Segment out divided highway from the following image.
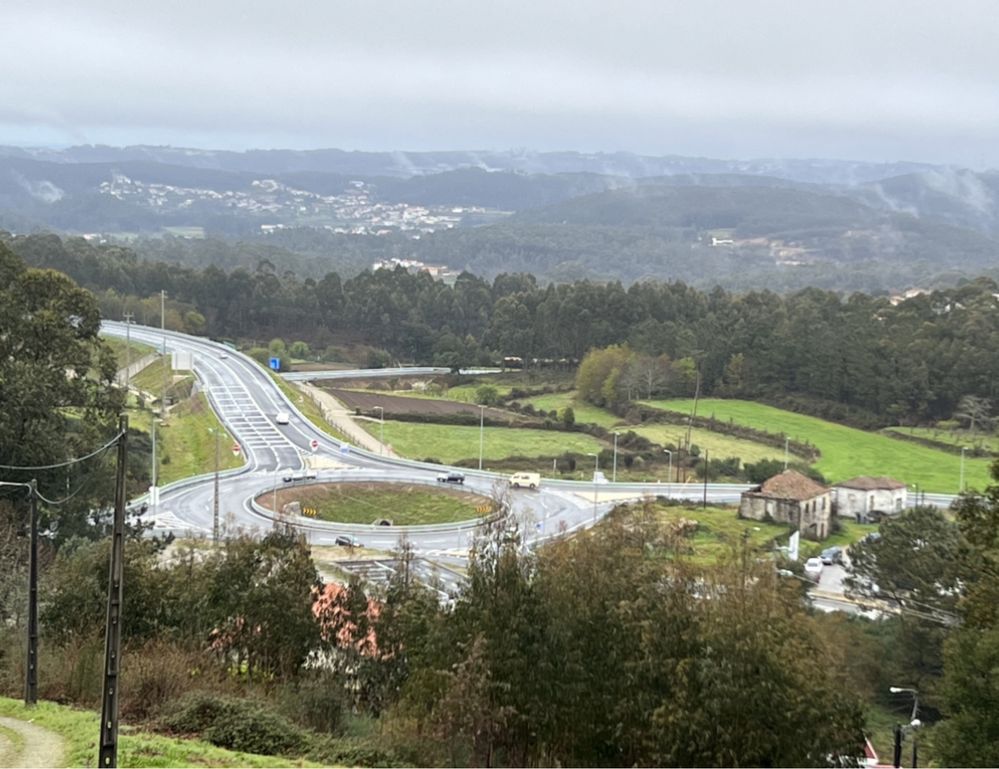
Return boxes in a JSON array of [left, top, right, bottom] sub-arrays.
[[100, 322, 956, 555]]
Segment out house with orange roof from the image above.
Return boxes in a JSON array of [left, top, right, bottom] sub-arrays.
[[738, 469, 832, 540]]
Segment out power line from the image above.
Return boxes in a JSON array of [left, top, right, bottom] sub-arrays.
[[0, 430, 125, 471]]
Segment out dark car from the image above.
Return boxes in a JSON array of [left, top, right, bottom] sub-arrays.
[[437, 471, 466, 484], [820, 546, 844, 565], [334, 535, 362, 548]]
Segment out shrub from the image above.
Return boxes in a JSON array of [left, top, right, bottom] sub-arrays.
[[280, 674, 347, 735], [314, 736, 404, 767], [162, 692, 309, 756]]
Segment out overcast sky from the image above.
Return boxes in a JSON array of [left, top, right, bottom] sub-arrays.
[[2, 0, 997, 167]]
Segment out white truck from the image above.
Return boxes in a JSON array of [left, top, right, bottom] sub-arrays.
[[510, 472, 540, 490]]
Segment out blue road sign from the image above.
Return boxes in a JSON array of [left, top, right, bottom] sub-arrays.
[[269, 357, 281, 371]]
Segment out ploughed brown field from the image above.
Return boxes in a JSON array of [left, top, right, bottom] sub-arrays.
[[327, 388, 516, 421]]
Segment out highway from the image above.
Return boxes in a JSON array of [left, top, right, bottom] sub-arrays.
[[100, 322, 957, 561]]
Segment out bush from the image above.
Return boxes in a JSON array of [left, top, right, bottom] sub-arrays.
[[120, 641, 220, 722], [162, 692, 309, 756], [314, 736, 404, 767], [280, 674, 347, 735]]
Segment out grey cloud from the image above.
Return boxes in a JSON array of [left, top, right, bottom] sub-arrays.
[[1, 0, 998, 167]]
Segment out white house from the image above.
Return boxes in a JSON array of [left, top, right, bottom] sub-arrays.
[[832, 476, 907, 522]]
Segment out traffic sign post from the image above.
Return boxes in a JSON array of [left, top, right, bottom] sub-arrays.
[[310, 438, 319, 452], [231, 442, 241, 457]]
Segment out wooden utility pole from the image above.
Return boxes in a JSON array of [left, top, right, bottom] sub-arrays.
[[99, 416, 128, 768], [25, 479, 38, 706]]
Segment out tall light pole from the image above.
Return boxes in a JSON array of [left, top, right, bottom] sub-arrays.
[[784, 436, 789, 470], [587, 452, 599, 522], [612, 432, 619, 483], [209, 427, 220, 544], [374, 406, 384, 454], [122, 312, 134, 390], [478, 405, 485, 471], [889, 686, 920, 768], [959, 446, 967, 492], [663, 449, 673, 497]]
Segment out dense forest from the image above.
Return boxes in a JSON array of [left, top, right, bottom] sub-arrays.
[[5, 230, 998, 427]]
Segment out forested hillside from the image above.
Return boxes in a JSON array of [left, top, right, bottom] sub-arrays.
[[6, 230, 999, 428]]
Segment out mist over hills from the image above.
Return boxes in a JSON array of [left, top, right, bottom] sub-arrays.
[[1, 144, 998, 292]]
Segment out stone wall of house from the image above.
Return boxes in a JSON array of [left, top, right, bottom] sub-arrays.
[[833, 487, 907, 521], [739, 491, 832, 540]]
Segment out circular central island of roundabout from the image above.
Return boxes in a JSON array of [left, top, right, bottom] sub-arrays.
[[257, 480, 494, 527]]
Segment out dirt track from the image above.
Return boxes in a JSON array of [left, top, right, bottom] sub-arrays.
[[328, 388, 512, 420], [0, 716, 65, 768]]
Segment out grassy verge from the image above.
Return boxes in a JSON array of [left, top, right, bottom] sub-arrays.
[[360, 420, 604, 465], [641, 398, 990, 492], [0, 698, 320, 768], [131, 393, 243, 486], [521, 391, 623, 428], [269, 374, 351, 444], [130, 357, 193, 397], [271, 482, 490, 525], [104, 337, 156, 369]]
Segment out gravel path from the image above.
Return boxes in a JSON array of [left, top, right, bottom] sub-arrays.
[[0, 716, 65, 767]]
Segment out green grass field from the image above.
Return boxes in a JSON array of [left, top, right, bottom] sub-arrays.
[[521, 391, 624, 429], [630, 423, 795, 466], [130, 357, 192, 396], [885, 426, 999, 454], [642, 503, 789, 564], [0, 698, 320, 768], [285, 482, 490, 525], [361, 420, 604, 465], [641, 399, 990, 492]]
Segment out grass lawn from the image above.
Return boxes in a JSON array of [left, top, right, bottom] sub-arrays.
[[521, 391, 624, 429], [0, 697, 320, 768], [361, 420, 604, 465], [131, 393, 243, 486], [276, 482, 491, 525], [885, 425, 999, 454], [640, 503, 789, 564], [630, 423, 795, 466], [641, 398, 989, 493]]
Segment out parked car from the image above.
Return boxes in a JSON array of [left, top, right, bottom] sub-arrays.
[[334, 535, 362, 548], [437, 471, 466, 484], [804, 557, 824, 582], [820, 546, 844, 565]]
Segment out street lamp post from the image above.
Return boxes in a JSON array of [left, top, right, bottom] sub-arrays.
[[374, 406, 384, 454], [587, 452, 599, 523], [889, 686, 920, 768], [960, 446, 967, 492], [612, 432, 619, 483], [663, 449, 673, 497], [478, 405, 485, 471]]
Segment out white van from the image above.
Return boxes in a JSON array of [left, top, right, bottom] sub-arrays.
[[510, 472, 540, 490], [275, 411, 290, 425]]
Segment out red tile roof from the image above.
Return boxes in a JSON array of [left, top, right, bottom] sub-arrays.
[[754, 469, 828, 501], [835, 476, 906, 491]]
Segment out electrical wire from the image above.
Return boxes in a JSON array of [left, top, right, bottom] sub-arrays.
[[35, 477, 95, 507], [0, 430, 125, 471]]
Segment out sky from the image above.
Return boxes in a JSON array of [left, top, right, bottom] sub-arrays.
[[2, 0, 998, 168]]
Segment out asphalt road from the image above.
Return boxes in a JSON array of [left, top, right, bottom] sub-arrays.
[[101, 322, 957, 562]]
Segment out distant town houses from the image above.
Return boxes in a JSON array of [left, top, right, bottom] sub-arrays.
[[738, 469, 832, 540], [372, 257, 460, 284], [831, 476, 907, 523]]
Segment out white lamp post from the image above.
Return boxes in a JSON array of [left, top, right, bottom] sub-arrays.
[[960, 446, 967, 492], [374, 406, 384, 454], [664, 449, 673, 496], [612, 432, 619, 483], [586, 452, 599, 522], [478, 405, 485, 471]]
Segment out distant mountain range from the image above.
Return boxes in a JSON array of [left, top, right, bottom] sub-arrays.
[[1, 144, 998, 291]]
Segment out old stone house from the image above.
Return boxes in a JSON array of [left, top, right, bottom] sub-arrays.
[[832, 476, 907, 522], [738, 469, 832, 540]]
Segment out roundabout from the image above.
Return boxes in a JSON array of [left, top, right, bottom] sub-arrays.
[[257, 481, 495, 526]]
